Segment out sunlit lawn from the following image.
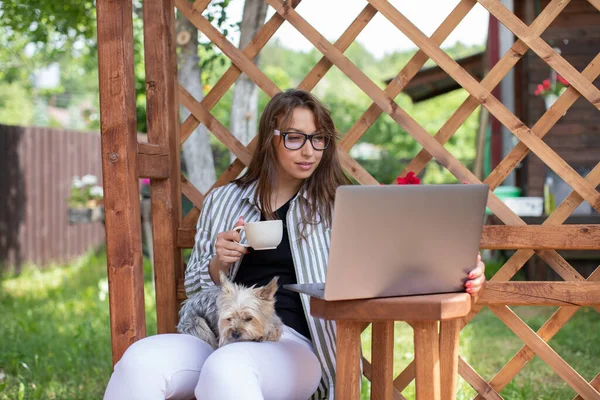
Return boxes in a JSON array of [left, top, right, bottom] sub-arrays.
[[1, 250, 598, 399]]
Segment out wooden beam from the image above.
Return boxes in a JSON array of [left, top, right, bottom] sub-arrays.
[[178, 227, 195, 248], [490, 305, 600, 398], [179, 225, 600, 251], [97, 0, 146, 365], [366, 0, 600, 213], [137, 143, 169, 179], [478, 0, 600, 110], [143, 0, 182, 335], [479, 282, 600, 306], [403, 0, 570, 178], [481, 225, 600, 250]]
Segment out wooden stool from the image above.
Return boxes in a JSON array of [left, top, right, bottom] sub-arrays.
[[310, 293, 472, 400]]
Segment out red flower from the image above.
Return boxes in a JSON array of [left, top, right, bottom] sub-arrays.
[[542, 79, 551, 90], [557, 75, 569, 86], [396, 171, 421, 185], [535, 84, 544, 96]]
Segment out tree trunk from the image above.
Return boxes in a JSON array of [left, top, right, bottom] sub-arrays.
[[229, 0, 268, 162], [177, 12, 216, 193]]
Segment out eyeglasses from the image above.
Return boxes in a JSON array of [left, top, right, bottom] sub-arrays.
[[274, 129, 330, 151]]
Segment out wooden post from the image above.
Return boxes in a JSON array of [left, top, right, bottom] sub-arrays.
[[336, 320, 363, 400], [440, 319, 461, 400], [97, 0, 146, 365], [413, 321, 441, 400], [371, 321, 395, 400], [143, 0, 183, 334]]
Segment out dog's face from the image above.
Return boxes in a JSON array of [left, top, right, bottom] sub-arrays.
[[217, 272, 279, 347]]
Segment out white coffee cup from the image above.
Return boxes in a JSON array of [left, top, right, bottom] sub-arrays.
[[233, 220, 283, 250]]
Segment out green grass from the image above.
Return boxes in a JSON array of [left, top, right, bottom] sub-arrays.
[[0, 248, 156, 400], [0, 252, 598, 399]]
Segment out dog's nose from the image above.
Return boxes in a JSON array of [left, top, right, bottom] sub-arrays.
[[231, 330, 241, 339]]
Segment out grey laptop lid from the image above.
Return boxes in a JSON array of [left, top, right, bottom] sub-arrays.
[[318, 184, 489, 301]]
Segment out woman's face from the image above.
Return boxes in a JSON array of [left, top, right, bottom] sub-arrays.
[[274, 107, 325, 185]]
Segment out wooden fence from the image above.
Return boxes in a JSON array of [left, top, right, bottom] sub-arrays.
[[96, 0, 600, 398], [0, 125, 105, 271]]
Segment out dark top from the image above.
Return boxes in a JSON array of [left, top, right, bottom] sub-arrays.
[[233, 197, 311, 340]]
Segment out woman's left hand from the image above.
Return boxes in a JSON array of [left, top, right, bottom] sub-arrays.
[[465, 252, 486, 295]]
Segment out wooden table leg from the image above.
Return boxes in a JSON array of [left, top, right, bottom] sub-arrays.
[[336, 320, 363, 400], [413, 321, 441, 400], [440, 319, 460, 400], [371, 321, 394, 400]]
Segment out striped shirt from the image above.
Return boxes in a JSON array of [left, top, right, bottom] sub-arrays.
[[185, 180, 337, 399]]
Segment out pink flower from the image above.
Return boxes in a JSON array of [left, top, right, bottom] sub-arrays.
[[542, 79, 551, 90], [396, 171, 421, 185], [140, 178, 150, 185]]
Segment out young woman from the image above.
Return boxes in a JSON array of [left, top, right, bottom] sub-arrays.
[[104, 89, 486, 400]]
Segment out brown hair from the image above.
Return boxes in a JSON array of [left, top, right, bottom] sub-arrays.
[[236, 88, 351, 229]]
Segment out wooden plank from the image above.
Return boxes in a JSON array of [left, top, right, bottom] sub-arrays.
[[143, 0, 182, 335], [480, 282, 600, 306], [458, 357, 503, 400], [175, 0, 280, 98], [479, 0, 600, 110], [178, 85, 253, 165], [180, 138, 258, 231], [339, 0, 476, 152], [486, 53, 600, 191], [490, 305, 600, 398], [298, 4, 378, 91], [191, 0, 211, 12], [367, 0, 600, 213], [489, 163, 600, 282], [97, 0, 146, 365], [440, 319, 460, 400], [178, 227, 195, 248], [339, 149, 379, 185], [371, 321, 395, 400], [575, 372, 600, 400], [480, 225, 600, 250], [363, 357, 407, 400], [336, 320, 363, 400], [180, 0, 303, 142], [181, 206, 200, 230], [393, 360, 415, 392], [181, 175, 205, 209], [402, 0, 569, 177], [264, 0, 524, 226], [310, 293, 471, 322], [480, 307, 579, 397], [587, 0, 600, 12], [413, 321, 441, 400], [137, 143, 169, 179]]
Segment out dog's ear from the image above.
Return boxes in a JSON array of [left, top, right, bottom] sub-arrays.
[[256, 276, 279, 300], [219, 271, 234, 295]]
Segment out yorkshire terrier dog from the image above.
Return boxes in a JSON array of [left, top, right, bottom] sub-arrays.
[[177, 272, 283, 348]]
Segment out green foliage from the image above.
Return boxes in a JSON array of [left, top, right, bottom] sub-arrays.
[[1, 252, 598, 399], [0, 83, 34, 125], [0, 0, 484, 183], [0, 249, 157, 400], [0, 0, 96, 57]]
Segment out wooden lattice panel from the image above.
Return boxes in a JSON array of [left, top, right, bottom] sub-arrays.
[[97, 0, 600, 397]]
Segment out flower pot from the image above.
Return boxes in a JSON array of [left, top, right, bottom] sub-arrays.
[[544, 94, 558, 110]]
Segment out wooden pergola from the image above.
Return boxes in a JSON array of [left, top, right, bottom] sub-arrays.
[[96, 0, 600, 398]]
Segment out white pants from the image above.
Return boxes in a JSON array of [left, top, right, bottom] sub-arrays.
[[103, 326, 322, 400]]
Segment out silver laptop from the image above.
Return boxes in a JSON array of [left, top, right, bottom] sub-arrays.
[[285, 184, 489, 301]]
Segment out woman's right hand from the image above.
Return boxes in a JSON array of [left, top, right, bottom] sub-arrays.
[[213, 216, 248, 271]]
